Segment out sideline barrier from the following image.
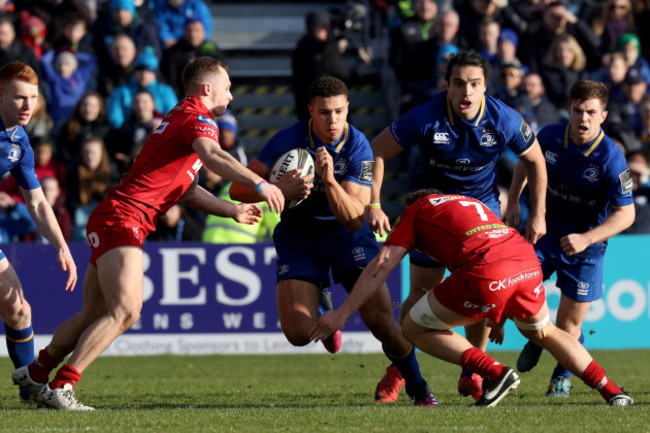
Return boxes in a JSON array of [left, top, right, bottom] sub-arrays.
[[0, 236, 648, 355]]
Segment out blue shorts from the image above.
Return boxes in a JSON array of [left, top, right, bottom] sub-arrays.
[[535, 243, 604, 302], [274, 224, 379, 289], [410, 197, 501, 268]]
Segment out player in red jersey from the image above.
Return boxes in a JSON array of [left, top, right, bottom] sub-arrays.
[[13, 57, 285, 410], [311, 189, 633, 407]]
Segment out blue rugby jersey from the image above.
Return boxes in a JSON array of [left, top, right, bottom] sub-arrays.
[[390, 91, 535, 206], [257, 119, 375, 237], [537, 123, 634, 257], [0, 116, 40, 190]]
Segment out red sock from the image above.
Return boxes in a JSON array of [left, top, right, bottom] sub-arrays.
[[49, 364, 82, 390], [460, 347, 506, 381], [28, 347, 64, 384], [580, 360, 623, 402]]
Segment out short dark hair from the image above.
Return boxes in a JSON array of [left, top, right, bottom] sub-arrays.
[[569, 80, 609, 108], [404, 188, 444, 206], [445, 50, 491, 83], [308, 76, 348, 101], [182, 57, 229, 92]]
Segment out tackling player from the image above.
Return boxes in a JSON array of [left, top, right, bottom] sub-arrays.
[[230, 76, 436, 407], [0, 62, 77, 404], [13, 57, 285, 410], [367, 50, 547, 401], [506, 80, 635, 397], [311, 189, 633, 407]]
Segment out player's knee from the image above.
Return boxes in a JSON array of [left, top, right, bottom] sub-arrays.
[[283, 329, 310, 347], [1, 299, 31, 328], [112, 303, 142, 330]]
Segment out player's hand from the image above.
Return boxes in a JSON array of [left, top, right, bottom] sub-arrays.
[[486, 319, 505, 345], [525, 213, 546, 245], [503, 201, 520, 229], [560, 233, 589, 256], [277, 168, 314, 201], [315, 146, 334, 183], [232, 203, 262, 224], [258, 182, 285, 214], [57, 248, 78, 292], [309, 310, 346, 343], [366, 207, 391, 237]]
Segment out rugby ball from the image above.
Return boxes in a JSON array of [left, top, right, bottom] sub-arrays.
[[269, 148, 315, 208]]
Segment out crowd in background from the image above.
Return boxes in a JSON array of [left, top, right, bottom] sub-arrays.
[[0, 0, 649, 244]]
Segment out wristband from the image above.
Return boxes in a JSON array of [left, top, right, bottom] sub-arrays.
[[367, 203, 381, 209], [255, 180, 266, 193]]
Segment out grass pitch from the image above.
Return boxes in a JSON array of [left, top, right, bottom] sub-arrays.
[[1, 349, 647, 432]]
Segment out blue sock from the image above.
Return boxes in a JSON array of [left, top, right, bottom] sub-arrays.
[[386, 346, 425, 396], [5, 324, 35, 401], [553, 331, 584, 379]]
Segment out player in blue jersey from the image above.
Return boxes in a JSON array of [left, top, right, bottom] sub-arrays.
[[230, 76, 436, 406], [0, 62, 77, 403], [367, 51, 548, 401], [506, 80, 635, 397]]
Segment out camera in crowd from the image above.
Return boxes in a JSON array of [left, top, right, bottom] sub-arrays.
[[328, 1, 369, 48]]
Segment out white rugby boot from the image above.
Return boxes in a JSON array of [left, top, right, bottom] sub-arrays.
[[39, 383, 95, 411]]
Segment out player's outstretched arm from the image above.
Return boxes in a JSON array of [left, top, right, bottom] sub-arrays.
[[518, 140, 547, 244], [20, 186, 77, 292], [193, 137, 284, 213], [368, 129, 403, 236], [309, 245, 407, 342], [180, 181, 262, 224]]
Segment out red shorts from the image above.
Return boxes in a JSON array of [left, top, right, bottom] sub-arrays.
[[86, 199, 150, 265], [433, 260, 545, 323]]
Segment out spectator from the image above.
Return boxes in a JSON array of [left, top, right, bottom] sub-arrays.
[[457, 0, 527, 52], [93, 0, 161, 71], [520, 1, 601, 72], [24, 92, 53, 141], [40, 46, 97, 126], [623, 152, 650, 233], [292, 10, 372, 119], [0, 13, 43, 83], [492, 28, 528, 80], [17, 0, 92, 48], [478, 17, 500, 67], [593, 0, 635, 55], [539, 34, 588, 114], [161, 18, 221, 98], [617, 33, 650, 84], [0, 191, 37, 242], [605, 67, 648, 152], [26, 176, 72, 242], [522, 72, 561, 129], [58, 91, 111, 167], [106, 47, 178, 129], [388, 0, 438, 114], [493, 60, 528, 110], [66, 137, 119, 241], [217, 109, 247, 165], [52, 12, 93, 54], [0, 137, 67, 204], [96, 33, 137, 98], [147, 203, 205, 241], [633, 94, 650, 155], [17, 10, 46, 60], [105, 89, 163, 173], [155, 0, 212, 49], [433, 8, 460, 50]]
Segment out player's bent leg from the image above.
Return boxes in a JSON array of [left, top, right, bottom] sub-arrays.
[[515, 302, 632, 405], [276, 279, 322, 347], [400, 265, 445, 324]]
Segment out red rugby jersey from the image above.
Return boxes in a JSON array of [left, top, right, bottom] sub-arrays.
[[385, 194, 536, 271], [108, 97, 219, 229]]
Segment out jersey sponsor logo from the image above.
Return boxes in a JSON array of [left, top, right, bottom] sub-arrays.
[[520, 119, 533, 142], [428, 195, 463, 206], [620, 169, 633, 194], [577, 281, 590, 297], [7, 147, 20, 162], [359, 160, 374, 183], [352, 247, 366, 261], [544, 150, 558, 164], [87, 232, 99, 248], [583, 167, 599, 182], [187, 158, 203, 181], [456, 158, 470, 165], [463, 301, 496, 313], [334, 159, 348, 177], [488, 268, 541, 291], [277, 265, 290, 275], [477, 228, 510, 239], [197, 114, 218, 129], [132, 226, 142, 241], [533, 283, 543, 298], [479, 132, 497, 147], [153, 122, 169, 134], [433, 132, 450, 144], [464, 223, 508, 237]]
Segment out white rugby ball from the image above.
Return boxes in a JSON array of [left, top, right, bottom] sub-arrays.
[[269, 148, 315, 208]]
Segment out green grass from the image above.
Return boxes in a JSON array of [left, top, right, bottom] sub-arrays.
[[1, 350, 647, 432]]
